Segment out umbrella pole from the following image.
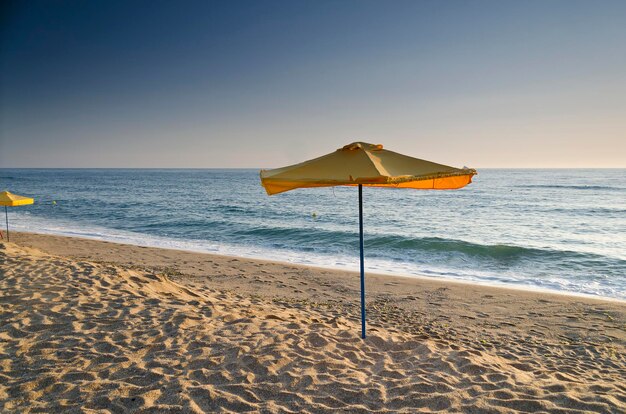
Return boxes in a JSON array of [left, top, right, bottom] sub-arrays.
[[359, 184, 366, 339], [5, 206, 9, 242]]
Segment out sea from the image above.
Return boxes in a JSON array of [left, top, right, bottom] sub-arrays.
[[1, 168, 625, 300]]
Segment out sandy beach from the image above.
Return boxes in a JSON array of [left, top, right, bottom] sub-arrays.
[[1, 232, 625, 413]]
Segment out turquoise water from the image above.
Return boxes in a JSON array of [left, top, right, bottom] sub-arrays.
[[1, 169, 625, 299]]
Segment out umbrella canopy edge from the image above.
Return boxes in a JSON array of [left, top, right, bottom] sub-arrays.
[[260, 169, 476, 195]]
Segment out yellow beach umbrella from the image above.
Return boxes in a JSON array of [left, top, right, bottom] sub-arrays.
[[260, 142, 476, 338], [0, 191, 34, 242]]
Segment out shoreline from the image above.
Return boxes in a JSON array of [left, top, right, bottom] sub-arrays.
[[11, 230, 625, 303]]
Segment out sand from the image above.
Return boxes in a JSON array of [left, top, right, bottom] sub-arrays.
[[1, 232, 625, 413]]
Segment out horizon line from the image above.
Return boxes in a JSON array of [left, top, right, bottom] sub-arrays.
[[1, 166, 625, 170]]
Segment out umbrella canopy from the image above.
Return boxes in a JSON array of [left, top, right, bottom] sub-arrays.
[[260, 142, 475, 195], [0, 191, 34, 242], [260, 142, 476, 339], [0, 191, 35, 206]]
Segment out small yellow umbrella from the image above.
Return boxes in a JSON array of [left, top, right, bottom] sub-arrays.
[[260, 142, 476, 338], [0, 191, 34, 242]]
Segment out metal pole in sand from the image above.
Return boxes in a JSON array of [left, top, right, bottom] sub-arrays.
[[358, 184, 366, 339]]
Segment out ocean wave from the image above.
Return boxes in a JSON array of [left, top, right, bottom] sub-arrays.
[[229, 225, 622, 265], [518, 184, 624, 191], [545, 207, 626, 215]]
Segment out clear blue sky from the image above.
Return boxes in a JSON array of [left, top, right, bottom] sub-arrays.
[[1, 0, 625, 168]]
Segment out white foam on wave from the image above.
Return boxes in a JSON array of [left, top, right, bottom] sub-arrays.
[[9, 212, 624, 301]]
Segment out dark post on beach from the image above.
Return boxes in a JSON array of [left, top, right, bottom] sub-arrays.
[[359, 184, 366, 339]]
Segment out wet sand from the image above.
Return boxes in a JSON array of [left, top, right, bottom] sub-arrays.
[[1, 232, 625, 413]]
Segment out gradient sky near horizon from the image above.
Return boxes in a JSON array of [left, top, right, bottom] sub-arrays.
[[1, 0, 625, 168]]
